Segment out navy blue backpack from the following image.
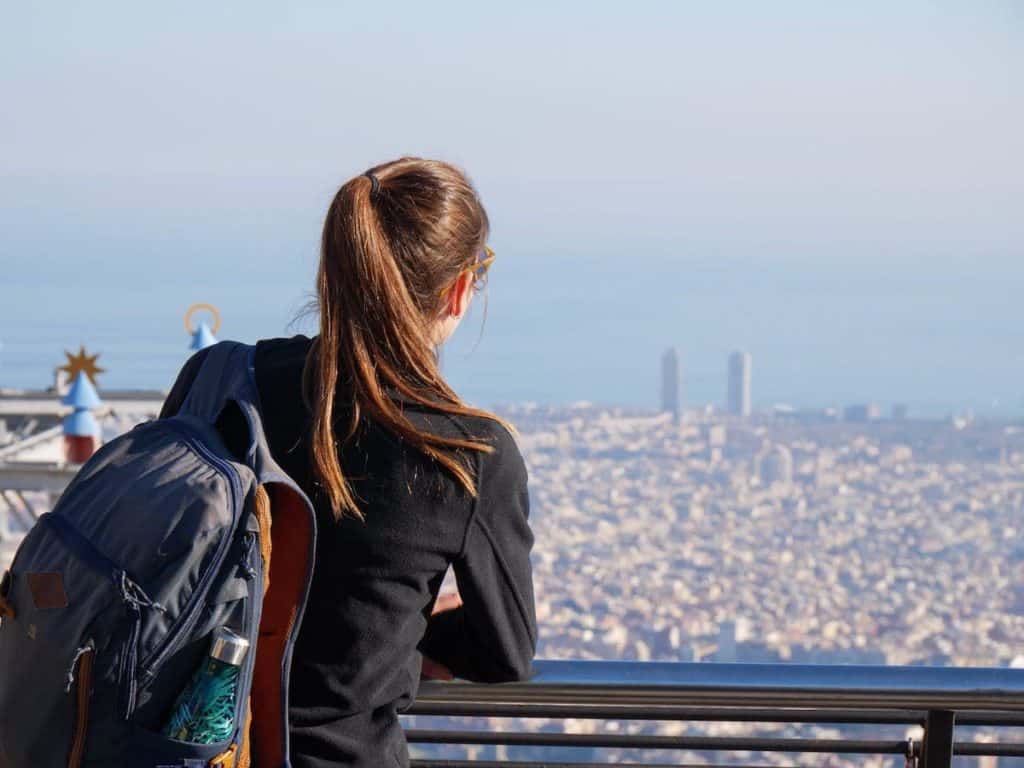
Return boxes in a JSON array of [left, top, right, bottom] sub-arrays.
[[0, 341, 317, 768]]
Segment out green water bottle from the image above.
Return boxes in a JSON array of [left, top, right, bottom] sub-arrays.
[[163, 627, 249, 744]]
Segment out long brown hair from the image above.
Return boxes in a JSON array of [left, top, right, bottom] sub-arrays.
[[303, 157, 510, 520]]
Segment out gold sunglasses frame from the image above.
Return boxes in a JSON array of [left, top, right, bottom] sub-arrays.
[[438, 245, 495, 298]]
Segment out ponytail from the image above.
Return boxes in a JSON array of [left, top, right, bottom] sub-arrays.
[[304, 159, 512, 520]]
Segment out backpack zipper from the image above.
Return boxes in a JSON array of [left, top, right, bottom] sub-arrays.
[[67, 640, 95, 768], [137, 423, 242, 683]]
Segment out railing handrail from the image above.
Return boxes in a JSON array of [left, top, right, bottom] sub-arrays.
[[413, 659, 1024, 713]]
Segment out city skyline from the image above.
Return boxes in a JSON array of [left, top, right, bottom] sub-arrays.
[[0, 338, 1013, 428], [650, 346, 996, 427]]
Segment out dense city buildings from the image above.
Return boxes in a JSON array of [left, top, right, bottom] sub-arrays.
[[755, 443, 794, 488], [727, 351, 752, 417], [500, 402, 1024, 669]]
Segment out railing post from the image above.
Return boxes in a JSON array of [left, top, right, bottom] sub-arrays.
[[921, 710, 955, 768]]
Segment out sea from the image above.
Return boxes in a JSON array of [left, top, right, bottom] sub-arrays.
[[1, 180, 1021, 420]]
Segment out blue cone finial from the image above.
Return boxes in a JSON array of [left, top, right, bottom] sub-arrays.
[[190, 321, 218, 351], [64, 410, 99, 437], [62, 372, 102, 437], [62, 372, 102, 409]]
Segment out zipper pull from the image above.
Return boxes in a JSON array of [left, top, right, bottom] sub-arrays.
[[65, 639, 96, 693], [116, 570, 166, 614]]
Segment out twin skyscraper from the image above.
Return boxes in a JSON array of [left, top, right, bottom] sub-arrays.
[[661, 349, 752, 422], [726, 351, 752, 417]]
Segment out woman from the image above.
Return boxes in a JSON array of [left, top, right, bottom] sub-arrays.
[[162, 158, 537, 768]]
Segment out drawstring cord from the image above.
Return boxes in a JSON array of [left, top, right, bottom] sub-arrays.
[[64, 575, 164, 695]]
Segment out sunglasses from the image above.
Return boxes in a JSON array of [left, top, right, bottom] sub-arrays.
[[439, 245, 495, 297]]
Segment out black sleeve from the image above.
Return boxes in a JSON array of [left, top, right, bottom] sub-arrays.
[[159, 348, 212, 419], [418, 429, 538, 682]]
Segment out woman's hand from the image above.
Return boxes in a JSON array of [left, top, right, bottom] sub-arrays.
[[431, 591, 462, 615], [421, 590, 463, 680]]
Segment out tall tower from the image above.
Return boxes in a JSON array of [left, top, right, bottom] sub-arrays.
[[661, 347, 682, 423], [727, 351, 752, 417]]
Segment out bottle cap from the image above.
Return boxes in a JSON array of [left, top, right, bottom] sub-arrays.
[[209, 627, 249, 666]]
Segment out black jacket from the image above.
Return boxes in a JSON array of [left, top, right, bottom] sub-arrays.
[[161, 335, 537, 768]]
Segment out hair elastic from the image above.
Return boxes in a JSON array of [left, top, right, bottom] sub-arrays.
[[364, 171, 381, 196]]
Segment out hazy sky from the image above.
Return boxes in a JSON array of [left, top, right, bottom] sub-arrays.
[[4, 1, 1021, 247], [1, 2, 1021, 411]]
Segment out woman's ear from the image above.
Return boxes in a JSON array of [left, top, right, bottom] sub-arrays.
[[448, 271, 475, 319]]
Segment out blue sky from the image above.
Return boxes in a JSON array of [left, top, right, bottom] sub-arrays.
[[1, 2, 1021, 412]]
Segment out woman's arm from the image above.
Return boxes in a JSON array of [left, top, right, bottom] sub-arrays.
[[418, 431, 538, 682]]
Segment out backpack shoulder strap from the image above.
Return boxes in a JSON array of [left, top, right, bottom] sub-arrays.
[[178, 341, 254, 423], [176, 341, 285, 486]]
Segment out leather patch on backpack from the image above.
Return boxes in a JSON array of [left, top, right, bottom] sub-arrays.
[[0, 569, 14, 619], [27, 572, 69, 610]]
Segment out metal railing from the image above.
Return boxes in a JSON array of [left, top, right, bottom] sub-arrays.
[[405, 660, 1024, 768]]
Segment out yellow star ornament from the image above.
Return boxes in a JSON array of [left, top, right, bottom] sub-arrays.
[[60, 346, 106, 385]]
